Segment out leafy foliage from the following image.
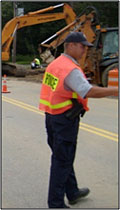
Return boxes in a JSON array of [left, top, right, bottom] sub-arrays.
[[2, 1, 13, 26], [71, 2, 118, 27]]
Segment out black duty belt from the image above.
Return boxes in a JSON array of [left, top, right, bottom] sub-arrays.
[[65, 99, 86, 120]]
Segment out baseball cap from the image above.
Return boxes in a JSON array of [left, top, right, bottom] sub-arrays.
[[64, 32, 93, 47]]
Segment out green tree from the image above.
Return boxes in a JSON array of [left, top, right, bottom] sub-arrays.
[[2, 1, 13, 27], [72, 2, 118, 27]]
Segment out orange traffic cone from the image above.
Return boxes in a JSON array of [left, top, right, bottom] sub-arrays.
[[108, 68, 118, 87], [2, 74, 11, 93]]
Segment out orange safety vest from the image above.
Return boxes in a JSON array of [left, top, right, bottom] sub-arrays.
[[39, 54, 89, 114]]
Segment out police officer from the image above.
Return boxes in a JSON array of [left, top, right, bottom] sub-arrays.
[[39, 32, 118, 208]]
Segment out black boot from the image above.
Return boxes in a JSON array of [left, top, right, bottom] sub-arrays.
[[68, 188, 90, 205]]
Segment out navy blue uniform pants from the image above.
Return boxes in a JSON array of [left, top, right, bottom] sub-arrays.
[[45, 112, 80, 208]]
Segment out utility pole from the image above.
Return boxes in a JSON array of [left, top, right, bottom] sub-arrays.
[[12, 2, 17, 63], [69, 2, 74, 8]]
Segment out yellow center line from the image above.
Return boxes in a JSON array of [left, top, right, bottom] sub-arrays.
[[80, 126, 117, 142], [2, 96, 118, 142], [2, 97, 44, 116], [2, 96, 40, 111], [81, 122, 118, 137]]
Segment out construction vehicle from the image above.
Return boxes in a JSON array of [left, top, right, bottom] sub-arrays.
[[2, 4, 118, 86], [2, 3, 76, 76], [95, 27, 118, 86], [38, 7, 118, 86]]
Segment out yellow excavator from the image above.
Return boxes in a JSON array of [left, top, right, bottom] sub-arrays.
[[38, 6, 118, 86], [2, 3, 76, 76], [38, 7, 97, 68]]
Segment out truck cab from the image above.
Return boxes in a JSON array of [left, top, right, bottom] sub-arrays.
[[99, 28, 118, 86]]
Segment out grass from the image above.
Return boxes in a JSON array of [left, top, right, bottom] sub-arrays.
[[9, 54, 40, 65]]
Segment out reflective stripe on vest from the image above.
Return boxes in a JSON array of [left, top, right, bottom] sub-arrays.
[[40, 90, 78, 109], [40, 98, 72, 109]]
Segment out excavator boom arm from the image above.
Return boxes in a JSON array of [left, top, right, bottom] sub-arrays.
[[39, 11, 97, 67], [2, 13, 65, 45], [2, 3, 76, 61]]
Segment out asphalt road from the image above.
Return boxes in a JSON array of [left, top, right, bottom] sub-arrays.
[[2, 77, 118, 209]]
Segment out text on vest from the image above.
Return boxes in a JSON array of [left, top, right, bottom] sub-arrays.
[[43, 72, 59, 91]]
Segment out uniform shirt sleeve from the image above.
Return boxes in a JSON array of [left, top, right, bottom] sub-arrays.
[[64, 68, 92, 98]]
